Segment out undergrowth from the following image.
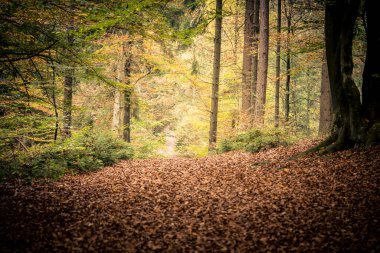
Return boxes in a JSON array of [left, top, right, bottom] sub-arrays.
[[218, 128, 297, 153], [0, 129, 133, 182]]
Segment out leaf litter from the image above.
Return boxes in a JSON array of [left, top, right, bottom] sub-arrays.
[[0, 140, 379, 252]]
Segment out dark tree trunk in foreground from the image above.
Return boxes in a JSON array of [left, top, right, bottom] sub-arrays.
[[241, 0, 254, 127], [274, 0, 281, 127], [254, 0, 269, 125], [319, 0, 380, 152], [319, 53, 332, 136], [209, 0, 222, 150], [362, 0, 380, 145]]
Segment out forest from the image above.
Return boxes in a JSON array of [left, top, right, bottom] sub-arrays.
[[0, 0, 379, 252]]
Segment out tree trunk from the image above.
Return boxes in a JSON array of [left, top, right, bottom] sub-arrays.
[[324, 0, 361, 151], [254, 0, 269, 125], [62, 31, 74, 139], [209, 0, 222, 150], [284, 13, 291, 124], [274, 0, 281, 127], [241, 0, 254, 127], [233, 0, 240, 65], [362, 0, 380, 124], [362, 0, 380, 145], [251, 0, 260, 120], [112, 41, 133, 142], [123, 41, 133, 143], [319, 53, 332, 135]]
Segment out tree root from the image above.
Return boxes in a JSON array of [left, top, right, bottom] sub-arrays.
[[287, 133, 338, 161]]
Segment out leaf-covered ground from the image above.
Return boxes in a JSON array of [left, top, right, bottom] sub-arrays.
[[1, 141, 379, 252]]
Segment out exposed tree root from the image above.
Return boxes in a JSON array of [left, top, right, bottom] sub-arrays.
[[287, 133, 338, 161]]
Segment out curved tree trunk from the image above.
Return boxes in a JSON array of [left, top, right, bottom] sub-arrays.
[[323, 0, 362, 152]]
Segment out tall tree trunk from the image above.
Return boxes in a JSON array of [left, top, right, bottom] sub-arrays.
[[284, 12, 291, 124], [241, 0, 254, 127], [123, 41, 133, 143], [233, 0, 240, 65], [319, 53, 332, 135], [112, 41, 133, 143], [274, 0, 281, 127], [363, 0, 380, 124], [251, 0, 260, 120], [62, 30, 74, 139], [254, 0, 269, 125], [209, 0, 223, 150], [362, 0, 380, 141], [324, 0, 361, 151]]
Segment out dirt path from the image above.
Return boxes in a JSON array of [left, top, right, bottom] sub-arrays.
[[1, 142, 379, 252]]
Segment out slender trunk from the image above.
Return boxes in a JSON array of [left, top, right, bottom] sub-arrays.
[[51, 65, 59, 141], [112, 89, 124, 135], [274, 0, 281, 127], [254, 0, 269, 125], [284, 14, 291, 123], [251, 0, 260, 119], [112, 41, 133, 143], [233, 0, 240, 65], [319, 53, 332, 135], [241, 0, 254, 127], [209, 0, 223, 150], [123, 41, 133, 143], [62, 65, 74, 138]]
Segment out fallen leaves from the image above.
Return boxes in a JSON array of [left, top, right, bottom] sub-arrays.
[[0, 140, 379, 252]]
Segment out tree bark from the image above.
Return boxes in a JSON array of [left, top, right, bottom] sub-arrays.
[[254, 0, 269, 125], [112, 41, 133, 142], [362, 0, 380, 124], [284, 11, 291, 124], [123, 41, 132, 143], [62, 30, 74, 139], [324, 0, 361, 151], [274, 0, 281, 127], [209, 0, 222, 150], [319, 53, 332, 135], [251, 0, 260, 120], [241, 0, 254, 127]]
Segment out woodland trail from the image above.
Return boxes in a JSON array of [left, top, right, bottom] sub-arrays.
[[1, 141, 379, 252]]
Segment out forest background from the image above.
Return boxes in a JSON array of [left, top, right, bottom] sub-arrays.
[[0, 0, 369, 180]]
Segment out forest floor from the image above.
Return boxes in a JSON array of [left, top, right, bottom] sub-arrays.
[[0, 141, 379, 252]]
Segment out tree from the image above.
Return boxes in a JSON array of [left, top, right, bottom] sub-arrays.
[[283, 0, 293, 124], [320, 0, 380, 151], [241, 0, 255, 127], [274, 0, 281, 127], [209, 0, 223, 150], [112, 40, 133, 143], [254, 0, 269, 125], [319, 53, 332, 135]]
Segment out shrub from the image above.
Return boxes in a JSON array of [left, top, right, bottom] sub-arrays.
[[0, 129, 133, 181], [218, 128, 295, 153]]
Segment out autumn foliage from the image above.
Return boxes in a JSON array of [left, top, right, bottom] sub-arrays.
[[1, 141, 379, 252]]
